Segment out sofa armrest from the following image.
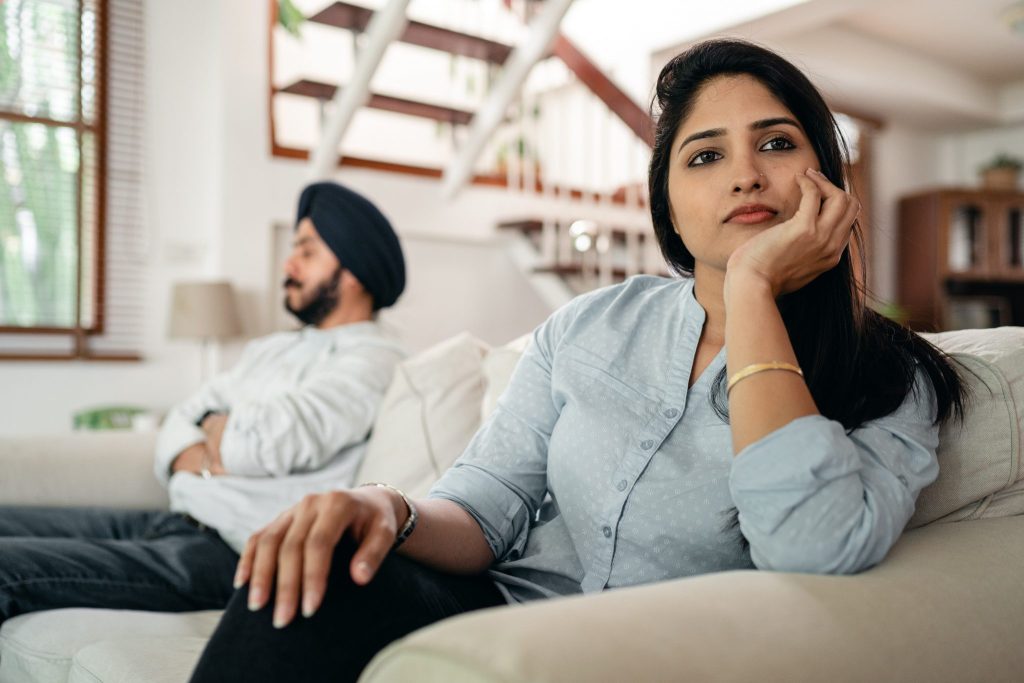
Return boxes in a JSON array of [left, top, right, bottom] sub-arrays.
[[361, 516, 1024, 683], [0, 432, 169, 509]]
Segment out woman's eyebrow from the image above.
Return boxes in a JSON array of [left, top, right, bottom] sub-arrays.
[[751, 116, 800, 131], [677, 128, 725, 154], [677, 117, 801, 154]]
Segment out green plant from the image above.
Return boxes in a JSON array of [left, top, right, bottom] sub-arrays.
[[981, 153, 1023, 172], [277, 0, 305, 38], [494, 136, 534, 168], [871, 300, 909, 325]]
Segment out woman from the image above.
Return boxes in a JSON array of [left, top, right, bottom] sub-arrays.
[[190, 39, 967, 682]]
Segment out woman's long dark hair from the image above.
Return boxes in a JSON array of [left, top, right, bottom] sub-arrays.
[[647, 40, 970, 548]]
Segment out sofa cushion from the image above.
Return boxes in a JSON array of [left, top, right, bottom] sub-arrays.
[[0, 608, 220, 683], [68, 636, 206, 683], [355, 333, 490, 499], [910, 327, 1024, 527], [480, 334, 532, 420]]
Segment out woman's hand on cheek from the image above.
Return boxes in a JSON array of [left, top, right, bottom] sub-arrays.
[[725, 167, 860, 299]]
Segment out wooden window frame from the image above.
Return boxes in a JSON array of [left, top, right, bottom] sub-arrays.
[[0, 0, 110, 360]]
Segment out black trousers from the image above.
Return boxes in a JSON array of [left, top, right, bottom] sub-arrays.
[[0, 506, 238, 625], [189, 538, 507, 683]]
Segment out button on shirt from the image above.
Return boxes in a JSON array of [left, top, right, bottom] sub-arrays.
[[154, 322, 406, 552], [429, 276, 940, 604]]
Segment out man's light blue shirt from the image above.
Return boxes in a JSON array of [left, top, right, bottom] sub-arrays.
[[430, 276, 939, 603]]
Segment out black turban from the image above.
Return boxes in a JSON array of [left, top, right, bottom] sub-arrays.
[[295, 182, 405, 310]]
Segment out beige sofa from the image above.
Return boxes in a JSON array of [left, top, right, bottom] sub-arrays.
[[1, 327, 1022, 683]]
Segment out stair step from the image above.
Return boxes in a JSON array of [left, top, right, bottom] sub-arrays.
[[309, 2, 515, 64], [278, 79, 474, 125], [535, 263, 630, 279], [497, 219, 635, 244]]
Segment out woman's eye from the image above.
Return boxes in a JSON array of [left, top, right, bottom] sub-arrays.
[[688, 150, 722, 167], [761, 137, 795, 152]]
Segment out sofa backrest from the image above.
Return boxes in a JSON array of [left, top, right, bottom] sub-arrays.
[[354, 333, 490, 498], [360, 326, 1024, 528], [911, 327, 1024, 527]]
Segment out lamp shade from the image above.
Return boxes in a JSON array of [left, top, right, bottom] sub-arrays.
[[168, 281, 242, 340]]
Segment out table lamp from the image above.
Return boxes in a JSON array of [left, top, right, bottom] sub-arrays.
[[168, 280, 242, 381]]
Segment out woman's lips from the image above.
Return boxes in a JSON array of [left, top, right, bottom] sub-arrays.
[[727, 210, 777, 224]]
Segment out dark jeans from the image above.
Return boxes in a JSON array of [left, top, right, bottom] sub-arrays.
[[190, 538, 507, 683], [0, 506, 239, 625]]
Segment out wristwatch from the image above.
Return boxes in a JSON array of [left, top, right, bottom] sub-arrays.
[[194, 409, 222, 428], [360, 482, 419, 549]]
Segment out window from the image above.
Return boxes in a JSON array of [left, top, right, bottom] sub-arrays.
[[0, 0, 143, 360]]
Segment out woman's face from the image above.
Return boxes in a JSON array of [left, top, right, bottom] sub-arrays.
[[667, 74, 821, 274]]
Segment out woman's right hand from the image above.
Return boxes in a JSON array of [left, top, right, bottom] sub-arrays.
[[233, 486, 406, 629]]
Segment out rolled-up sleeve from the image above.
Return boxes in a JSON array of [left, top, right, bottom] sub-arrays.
[[153, 369, 238, 486], [429, 299, 582, 563], [729, 367, 940, 575]]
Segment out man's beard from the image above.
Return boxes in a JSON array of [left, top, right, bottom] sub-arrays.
[[284, 267, 343, 326]]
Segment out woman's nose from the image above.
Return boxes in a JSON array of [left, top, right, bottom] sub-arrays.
[[732, 160, 765, 193]]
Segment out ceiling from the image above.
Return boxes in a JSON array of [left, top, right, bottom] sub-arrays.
[[841, 0, 1024, 85], [652, 0, 1024, 129]]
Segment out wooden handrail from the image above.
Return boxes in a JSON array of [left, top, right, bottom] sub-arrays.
[[549, 34, 653, 148], [500, 0, 653, 148]]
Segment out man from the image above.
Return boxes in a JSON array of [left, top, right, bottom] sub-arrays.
[[0, 182, 407, 623]]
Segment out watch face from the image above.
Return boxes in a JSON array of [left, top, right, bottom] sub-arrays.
[[196, 409, 220, 427]]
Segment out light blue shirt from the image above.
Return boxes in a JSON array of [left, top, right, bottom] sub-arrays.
[[429, 276, 939, 603]]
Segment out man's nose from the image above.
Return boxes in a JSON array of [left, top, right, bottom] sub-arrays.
[[283, 257, 298, 279]]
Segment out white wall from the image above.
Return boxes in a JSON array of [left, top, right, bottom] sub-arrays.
[[935, 124, 1024, 186], [0, 0, 563, 435], [867, 123, 946, 303]]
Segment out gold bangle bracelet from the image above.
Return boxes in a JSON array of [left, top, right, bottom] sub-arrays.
[[726, 362, 803, 395]]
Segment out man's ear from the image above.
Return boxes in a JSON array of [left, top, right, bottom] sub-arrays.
[[339, 269, 367, 297]]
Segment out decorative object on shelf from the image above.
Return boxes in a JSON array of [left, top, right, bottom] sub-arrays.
[[979, 154, 1022, 191], [168, 281, 243, 381], [947, 296, 1011, 330], [948, 204, 982, 271], [73, 406, 148, 431]]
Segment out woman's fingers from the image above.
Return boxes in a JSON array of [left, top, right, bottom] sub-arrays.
[[831, 197, 861, 252], [271, 497, 321, 629], [300, 492, 357, 618], [247, 511, 294, 612], [350, 514, 398, 587], [803, 168, 850, 234], [234, 533, 258, 589], [792, 173, 822, 227]]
